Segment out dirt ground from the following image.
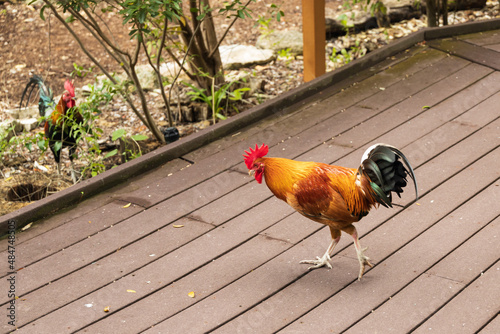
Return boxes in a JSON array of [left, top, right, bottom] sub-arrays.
[[0, 0, 340, 104]]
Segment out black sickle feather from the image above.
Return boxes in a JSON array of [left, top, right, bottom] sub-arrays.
[[359, 144, 419, 207]]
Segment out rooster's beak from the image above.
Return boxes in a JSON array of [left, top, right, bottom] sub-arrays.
[[248, 169, 255, 177]]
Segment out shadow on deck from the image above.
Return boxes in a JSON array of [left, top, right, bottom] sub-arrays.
[[1, 20, 500, 333]]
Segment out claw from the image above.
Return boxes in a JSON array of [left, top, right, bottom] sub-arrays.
[[357, 247, 373, 280], [300, 254, 332, 270]]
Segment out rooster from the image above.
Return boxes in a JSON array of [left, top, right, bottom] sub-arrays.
[[20, 75, 82, 183], [244, 143, 418, 280]]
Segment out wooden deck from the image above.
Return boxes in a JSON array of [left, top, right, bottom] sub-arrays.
[[2, 28, 500, 333]]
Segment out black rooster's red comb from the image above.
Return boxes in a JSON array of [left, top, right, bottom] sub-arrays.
[[64, 79, 75, 97], [243, 144, 269, 169]]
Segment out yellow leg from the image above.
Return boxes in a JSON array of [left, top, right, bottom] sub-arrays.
[[343, 225, 373, 280], [300, 227, 341, 270]]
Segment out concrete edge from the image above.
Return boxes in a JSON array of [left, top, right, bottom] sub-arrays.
[[2, 19, 499, 234]]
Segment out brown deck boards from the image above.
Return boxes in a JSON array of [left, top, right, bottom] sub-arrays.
[[2, 27, 500, 334]]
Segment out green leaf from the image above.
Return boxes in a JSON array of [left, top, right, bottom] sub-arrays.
[[215, 113, 227, 120], [40, 5, 46, 21], [276, 11, 282, 21], [37, 139, 46, 150], [104, 149, 118, 159], [131, 134, 148, 141], [112, 129, 126, 141], [53, 141, 62, 152]]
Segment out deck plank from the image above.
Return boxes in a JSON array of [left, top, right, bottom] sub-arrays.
[[10, 197, 295, 331], [479, 315, 500, 334], [0, 171, 246, 304], [345, 215, 499, 333], [183, 46, 445, 163], [0, 200, 143, 277], [413, 260, 500, 333], [429, 38, 500, 70], [212, 159, 500, 334]]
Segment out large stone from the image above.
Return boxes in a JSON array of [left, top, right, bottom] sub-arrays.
[[256, 30, 303, 55], [159, 62, 189, 81], [134, 64, 158, 91], [5, 106, 39, 120], [19, 118, 39, 132], [219, 44, 276, 70]]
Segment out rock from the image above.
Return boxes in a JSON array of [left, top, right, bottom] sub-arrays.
[[220, 44, 276, 70], [159, 62, 190, 81], [389, 5, 421, 23], [134, 64, 157, 91], [168, 86, 191, 105], [19, 118, 39, 132], [5, 106, 39, 120], [256, 30, 303, 55], [327, 9, 379, 37], [225, 71, 264, 98]]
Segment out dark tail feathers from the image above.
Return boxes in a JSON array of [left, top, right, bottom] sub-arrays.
[[20, 75, 54, 117], [358, 144, 418, 208]]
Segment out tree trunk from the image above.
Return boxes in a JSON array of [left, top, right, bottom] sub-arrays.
[[441, 0, 448, 25], [180, 0, 224, 92], [201, 0, 224, 86], [426, 0, 438, 27]]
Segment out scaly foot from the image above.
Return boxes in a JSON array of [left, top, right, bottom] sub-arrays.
[[357, 247, 373, 280], [300, 253, 332, 270]]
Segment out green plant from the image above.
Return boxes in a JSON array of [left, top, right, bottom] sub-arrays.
[[184, 77, 250, 123], [329, 40, 366, 68], [72, 63, 95, 79], [105, 128, 149, 163], [338, 0, 388, 32], [254, 3, 284, 35]]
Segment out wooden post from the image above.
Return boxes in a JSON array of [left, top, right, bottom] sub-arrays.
[[302, 0, 326, 82]]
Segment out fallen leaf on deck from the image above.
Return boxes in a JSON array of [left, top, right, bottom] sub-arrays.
[[173, 224, 184, 228], [188, 291, 195, 298], [21, 223, 32, 231], [127, 289, 136, 293], [123, 203, 131, 208]]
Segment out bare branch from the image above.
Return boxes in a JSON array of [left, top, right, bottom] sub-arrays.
[[66, 7, 130, 75], [208, 0, 253, 58], [140, 16, 175, 127]]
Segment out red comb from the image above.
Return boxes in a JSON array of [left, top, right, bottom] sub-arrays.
[[243, 144, 269, 169], [64, 79, 75, 97]]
